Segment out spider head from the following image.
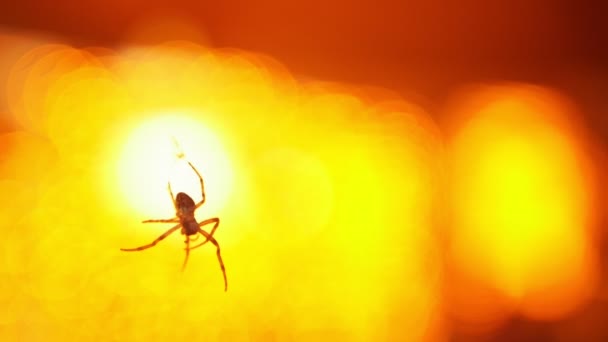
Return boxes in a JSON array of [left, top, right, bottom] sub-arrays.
[[176, 192, 196, 214]]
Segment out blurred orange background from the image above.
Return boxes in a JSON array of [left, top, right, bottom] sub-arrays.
[[0, 1, 607, 341]]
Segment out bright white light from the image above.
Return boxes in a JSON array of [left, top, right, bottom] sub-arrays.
[[115, 111, 233, 220]]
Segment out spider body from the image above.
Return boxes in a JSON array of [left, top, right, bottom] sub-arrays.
[[175, 192, 200, 235], [176, 192, 195, 216], [121, 161, 227, 291]]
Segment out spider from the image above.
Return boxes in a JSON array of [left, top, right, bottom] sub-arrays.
[[120, 160, 227, 291]]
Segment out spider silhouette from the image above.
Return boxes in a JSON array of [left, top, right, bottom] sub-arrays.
[[120, 160, 227, 291]]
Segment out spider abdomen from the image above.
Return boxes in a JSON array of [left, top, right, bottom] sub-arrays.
[[176, 192, 196, 210]]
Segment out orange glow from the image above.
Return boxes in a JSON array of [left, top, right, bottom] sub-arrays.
[[122, 11, 211, 46], [446, 85, 599, 327], [0, 32, 444, 341]]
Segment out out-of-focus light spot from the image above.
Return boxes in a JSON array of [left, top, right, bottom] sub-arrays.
[[1, 32, 58, 129], [0, 131, 57, 182], [7, 45, 100, 134], [446, 85, 599, 328], [112, 112, 233, 218], [253, 147, 333, 240]]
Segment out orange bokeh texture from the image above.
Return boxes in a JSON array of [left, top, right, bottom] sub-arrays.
[[0, 28, 602, 341], [444, 85, 600, 333]]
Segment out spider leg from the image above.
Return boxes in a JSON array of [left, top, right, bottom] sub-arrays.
[[120, 223, 181, 252], [186, 161, 207, 209], [168, 181, 177, 210], [189, 218, 220, 250], [142, 218, 179, 223], [182, 235, 190, 271], [198, 227, 227, 292]]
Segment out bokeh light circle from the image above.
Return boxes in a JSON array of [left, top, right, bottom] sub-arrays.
[[114, 112, 233, 219], [445, 85, 599, 327]]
